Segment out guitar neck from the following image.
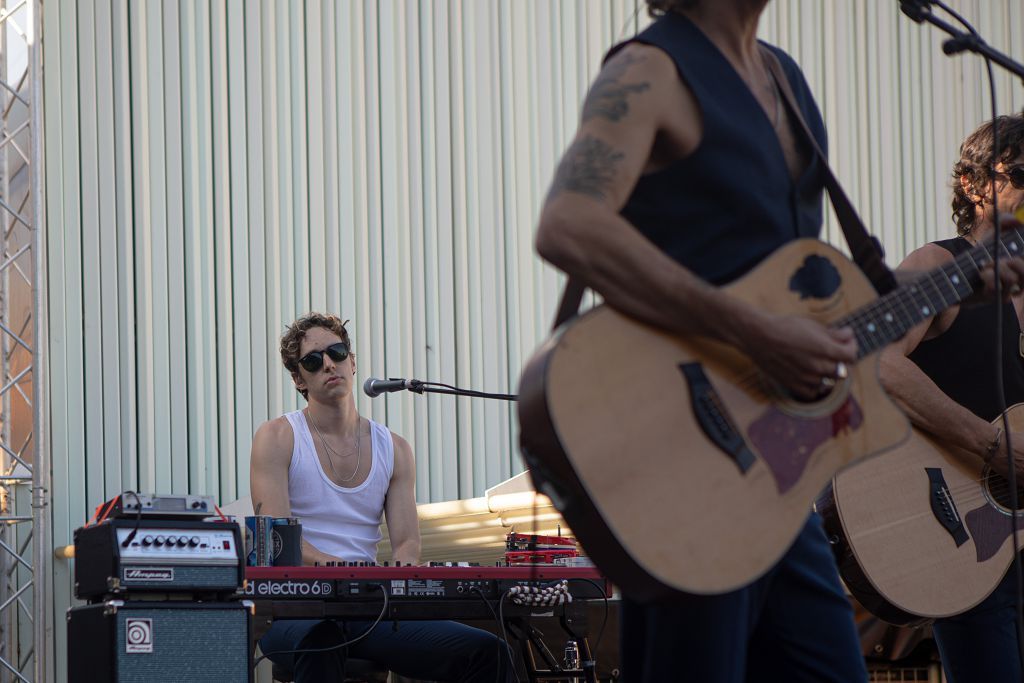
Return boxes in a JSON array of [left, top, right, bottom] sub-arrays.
[[835, 229, 1024, 360]]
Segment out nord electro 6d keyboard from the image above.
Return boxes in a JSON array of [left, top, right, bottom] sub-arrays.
[[244, 565, 610, 603]]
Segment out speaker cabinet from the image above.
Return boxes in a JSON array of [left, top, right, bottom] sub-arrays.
[[67, 600, 252, 683]]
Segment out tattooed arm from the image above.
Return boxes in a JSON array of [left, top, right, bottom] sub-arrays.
[[535, 44, 856, 399]]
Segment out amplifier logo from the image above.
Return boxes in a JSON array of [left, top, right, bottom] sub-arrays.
[[243, 579, 333, 597], [125, 618, 153, 654], [123, 567, 174, 582]]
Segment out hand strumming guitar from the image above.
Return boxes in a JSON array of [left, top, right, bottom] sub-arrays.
[[736, 309, 858, 401]]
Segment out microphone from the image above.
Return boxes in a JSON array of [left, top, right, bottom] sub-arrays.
[[363, 377, 413, 398], [898, 0, 931, 23]]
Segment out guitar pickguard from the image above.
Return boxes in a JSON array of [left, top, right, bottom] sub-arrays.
[[964, 503, 1024, 563], [748, 397, 863, 494]]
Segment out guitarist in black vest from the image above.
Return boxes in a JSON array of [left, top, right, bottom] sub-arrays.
[[534, 1, 865, 680], [879, 115, 1024, 683]]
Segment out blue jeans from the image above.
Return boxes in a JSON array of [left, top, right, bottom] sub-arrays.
[[621, 513, 866, 682], [260, 617, 512, 682], [932, 564, 1024, 683]]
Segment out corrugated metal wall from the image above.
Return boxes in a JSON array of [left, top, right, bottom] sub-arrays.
[[767, 2, 1024, 257], [40, 1, 1023, 680]]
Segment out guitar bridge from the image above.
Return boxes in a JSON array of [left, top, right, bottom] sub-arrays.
[[679, 363, 756, 473], [926, 467, 969, 547]]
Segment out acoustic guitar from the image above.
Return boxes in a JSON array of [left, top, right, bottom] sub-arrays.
[[518, 231, 1024, 599], [821, 404, 1024, 625]]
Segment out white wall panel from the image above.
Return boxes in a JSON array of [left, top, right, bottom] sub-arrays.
[[41, 2, 1024, 679]]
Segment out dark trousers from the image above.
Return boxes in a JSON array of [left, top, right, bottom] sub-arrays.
[[260, 617, 512, 682], [621, 513, 866, 682], [933, 565, 1024, 683]]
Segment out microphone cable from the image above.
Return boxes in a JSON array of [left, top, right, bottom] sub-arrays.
[[932, 0, 1024, 666]]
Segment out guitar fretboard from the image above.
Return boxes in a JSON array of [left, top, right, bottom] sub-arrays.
[[834, 229, 1024, 358]]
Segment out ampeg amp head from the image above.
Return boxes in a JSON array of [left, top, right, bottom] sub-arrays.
[[74, 517, 244, 600]]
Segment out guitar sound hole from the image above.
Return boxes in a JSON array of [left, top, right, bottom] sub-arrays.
[[769, 374, 851, 417], [984, 469, 1024, 511]]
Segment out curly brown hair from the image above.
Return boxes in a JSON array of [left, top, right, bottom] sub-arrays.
[[645, 0, 701, 18], [952, 114, 1024, 236], [280, 312, 352, 398]]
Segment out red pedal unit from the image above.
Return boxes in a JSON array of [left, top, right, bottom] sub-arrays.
[[505, 531, 580, 565], [505, 532, 577, 551], [504, 549, 580, 566]]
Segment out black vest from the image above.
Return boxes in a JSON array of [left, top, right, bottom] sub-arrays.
[[615, 13, 827, 285], [908, 237, 1024, 421]]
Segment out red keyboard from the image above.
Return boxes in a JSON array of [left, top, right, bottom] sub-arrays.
[[244, 565, 611, 601]]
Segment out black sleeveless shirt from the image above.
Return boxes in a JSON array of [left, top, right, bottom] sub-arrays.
[[908, 237, 1024, 421], [615, 13, 828, 285]]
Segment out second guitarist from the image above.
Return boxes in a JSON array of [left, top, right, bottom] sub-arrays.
[[879, 114, 1024, 683]]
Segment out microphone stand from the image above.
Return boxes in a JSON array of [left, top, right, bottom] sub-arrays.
[[900, 1, 1024, 82], [901, 0, 1024, 669], [401, 379, 517, 402]]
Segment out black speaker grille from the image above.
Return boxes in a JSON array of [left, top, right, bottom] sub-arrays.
[[110, 605, 249, 682]]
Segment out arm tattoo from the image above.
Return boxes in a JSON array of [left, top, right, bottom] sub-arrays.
[[548, 135, 625, 202], [582, 53, 651, 123]]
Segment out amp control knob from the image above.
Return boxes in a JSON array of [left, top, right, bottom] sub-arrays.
[[165, 536, 177, 546], [176, 537, 188, 547], [188, 536, 200, 547], [154, 536, 166, 547], [142, 536, 154, 547]]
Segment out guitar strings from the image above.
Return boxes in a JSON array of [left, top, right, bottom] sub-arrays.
[[938, 479, 1024, 501], [859, 478, 1024, 513], [830, 237, 1021, 356], [850, 506, 1024, 537], [847, 489, 1024, 529]]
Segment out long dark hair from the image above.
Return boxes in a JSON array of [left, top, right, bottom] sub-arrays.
[[952, 115, 1024, 236]]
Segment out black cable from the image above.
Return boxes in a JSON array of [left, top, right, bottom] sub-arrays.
[[471, 587, 518, 683], [498, 591, 524, 683], [933, 0, 1024, 666], [567, 578, 610, 654], [414, 380, 517, 401], [253, 584, 389, 668], [120, 491, 144, 547], [932, 1, 978, 37]]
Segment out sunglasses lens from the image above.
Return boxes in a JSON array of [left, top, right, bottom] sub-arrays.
[[299, 352, 323, 373], [1010, 167, 1024, 189], [325, 343, 350, 362]]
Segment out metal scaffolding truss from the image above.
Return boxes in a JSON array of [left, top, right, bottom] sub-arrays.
[[0, 0, 46, 681]]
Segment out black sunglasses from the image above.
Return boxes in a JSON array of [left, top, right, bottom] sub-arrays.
[[998, 166, 1024, 190], [298, 342, 350, 373]]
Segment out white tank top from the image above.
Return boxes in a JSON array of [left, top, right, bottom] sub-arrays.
[[284, 411, 394, 563]]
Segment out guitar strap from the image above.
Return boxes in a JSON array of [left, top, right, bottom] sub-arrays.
[[550, 48, 898, 331], [762, 49, 898, 297]]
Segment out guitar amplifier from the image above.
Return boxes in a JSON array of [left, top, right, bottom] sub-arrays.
[[74, 517, 244, 600], [67, 600, 253, 683]]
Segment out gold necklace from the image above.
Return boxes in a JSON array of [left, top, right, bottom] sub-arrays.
[[307, 410, 361, 483]]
